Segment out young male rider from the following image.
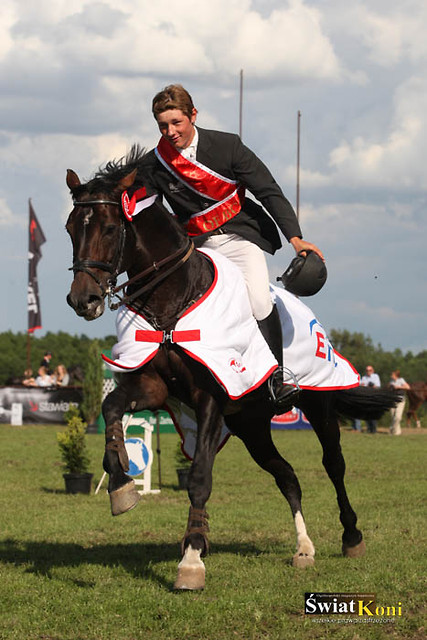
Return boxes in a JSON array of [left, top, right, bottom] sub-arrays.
[[139, 84, 324, 413]]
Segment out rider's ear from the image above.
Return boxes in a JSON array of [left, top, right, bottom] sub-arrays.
[[118, 169, 137, 191], [66, 169, 81, 190]]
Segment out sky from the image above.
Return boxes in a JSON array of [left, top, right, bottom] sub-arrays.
[[1, 0, 426, 356]]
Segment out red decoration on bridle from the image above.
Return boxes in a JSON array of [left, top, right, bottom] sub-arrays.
[[121, 191, 136, 221]]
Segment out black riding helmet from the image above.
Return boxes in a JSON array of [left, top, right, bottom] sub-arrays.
[[277, 250, 327, 296]]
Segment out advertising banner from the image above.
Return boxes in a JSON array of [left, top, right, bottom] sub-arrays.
[[271, 407, 312, 430], [0, 387, 83, 424]]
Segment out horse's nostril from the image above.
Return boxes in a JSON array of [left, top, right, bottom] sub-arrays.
[[88, 294, 102, 306]]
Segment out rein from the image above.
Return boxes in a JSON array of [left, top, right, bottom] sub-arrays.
[[70, 197, 194, 311]]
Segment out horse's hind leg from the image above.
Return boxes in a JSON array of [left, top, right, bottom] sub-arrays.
[[226, 406, 315, 568], [298, 391, 365, 558]]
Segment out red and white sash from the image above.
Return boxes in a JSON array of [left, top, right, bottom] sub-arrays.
[[155, 136, 245, 235]]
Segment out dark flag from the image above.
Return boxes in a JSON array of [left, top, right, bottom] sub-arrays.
[[27, 200, 46, 333]]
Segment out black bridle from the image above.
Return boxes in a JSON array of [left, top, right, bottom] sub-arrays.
[[69, 198, 194, 311]]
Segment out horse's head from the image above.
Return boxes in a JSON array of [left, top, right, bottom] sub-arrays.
[[65, 167, 136, 320]]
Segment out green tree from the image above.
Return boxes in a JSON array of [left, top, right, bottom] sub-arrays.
[[80, 339, 104, 425]]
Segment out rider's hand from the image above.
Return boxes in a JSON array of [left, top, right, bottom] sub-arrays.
[[290, 237, 324, 261]]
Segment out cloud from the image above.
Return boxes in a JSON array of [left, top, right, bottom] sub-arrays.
[[0, 196, 14, 226], [357, 2, 427, 67], [328, 75, 427, 188]]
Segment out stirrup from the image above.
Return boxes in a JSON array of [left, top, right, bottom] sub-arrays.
[[268, 367, 301, 413]]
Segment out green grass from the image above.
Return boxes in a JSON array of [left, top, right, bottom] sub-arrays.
[[0, 423, 425, 640]]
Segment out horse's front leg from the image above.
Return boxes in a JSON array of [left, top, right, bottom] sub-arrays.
[[174, 394, 223, 591], [102, 369, 168, 516]]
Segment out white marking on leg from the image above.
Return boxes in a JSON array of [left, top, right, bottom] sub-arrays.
[[175, 544, 206, 590], [178, 544, 205, 570], [294, 511, 315, 558]]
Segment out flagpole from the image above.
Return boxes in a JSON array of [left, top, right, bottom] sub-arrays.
[[239, 69, 243, 139], [27, 199, 46, 372], [27, 199, 32, 371], [296, 110, 301, 221]]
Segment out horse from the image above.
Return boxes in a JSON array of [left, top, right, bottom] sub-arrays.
[[65, 147, 397, 590], [406, 381, 427, 428]]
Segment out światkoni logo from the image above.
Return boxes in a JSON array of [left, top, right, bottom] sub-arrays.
[[305, 593, 402, 618]]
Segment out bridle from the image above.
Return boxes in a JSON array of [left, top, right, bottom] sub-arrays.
[[69, 198, 194, 311]]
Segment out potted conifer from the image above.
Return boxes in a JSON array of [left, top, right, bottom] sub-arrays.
[[175, 440, 191, 490], [57, 407, 93, 494]]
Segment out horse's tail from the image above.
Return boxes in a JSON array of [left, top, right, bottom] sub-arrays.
[[334, 386, 399, 421]]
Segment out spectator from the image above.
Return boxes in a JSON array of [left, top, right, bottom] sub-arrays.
[[35, 366, 54, 387], [40, 351, 53, 374], [53, 364, 70, 387], [22, 368, 36, 387], [388, 369, 410, 436], [360, 365, 381, 433]]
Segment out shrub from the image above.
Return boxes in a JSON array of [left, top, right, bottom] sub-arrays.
[[57, 414, 90, 474]]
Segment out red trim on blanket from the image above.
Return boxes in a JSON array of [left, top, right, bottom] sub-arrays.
[[101, 349, 158, 371], [297, 382, 360, 390], [179, 346, 278, 400], [180, 249, 219, 319], [286, 350, 360, 390], [125, 249, 218, 322]]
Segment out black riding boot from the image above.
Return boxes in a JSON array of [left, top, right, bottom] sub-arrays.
[[257, 305, 300, 414]]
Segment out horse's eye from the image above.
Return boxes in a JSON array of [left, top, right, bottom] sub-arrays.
[[104, 225, 117, 235]]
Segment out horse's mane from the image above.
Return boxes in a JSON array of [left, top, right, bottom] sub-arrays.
[[81, 144, 147, 195]]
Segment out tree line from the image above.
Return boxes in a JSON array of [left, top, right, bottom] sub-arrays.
[[0, 331, 116, 385], [0, 329, 425, 387]]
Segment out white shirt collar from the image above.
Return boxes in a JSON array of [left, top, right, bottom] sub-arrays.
[[181, 126, 198, 160]]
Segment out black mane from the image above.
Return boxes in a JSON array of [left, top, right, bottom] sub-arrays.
[[77, 144, 147, 197]]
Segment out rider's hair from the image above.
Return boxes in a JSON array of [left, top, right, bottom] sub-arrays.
[[152, 84, 195, 120]]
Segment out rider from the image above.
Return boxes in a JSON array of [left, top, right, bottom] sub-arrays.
[[139, 84, 324, 413]]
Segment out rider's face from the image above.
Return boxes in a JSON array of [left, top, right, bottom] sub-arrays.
[[156, 108, 197, 150]]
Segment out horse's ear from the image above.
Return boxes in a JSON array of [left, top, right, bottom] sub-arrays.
[[118, 169, 138, 190], [66, 169, 81, 191]]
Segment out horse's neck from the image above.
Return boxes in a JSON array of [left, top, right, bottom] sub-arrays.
[[129, 250, 213, 330], [125, 206, 213, 328]]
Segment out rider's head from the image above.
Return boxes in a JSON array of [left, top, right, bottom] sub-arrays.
[[152, 84, 196, 121], [152, 85, 198, 150]]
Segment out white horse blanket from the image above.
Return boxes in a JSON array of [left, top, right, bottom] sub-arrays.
[[103, 247, 358, 393]]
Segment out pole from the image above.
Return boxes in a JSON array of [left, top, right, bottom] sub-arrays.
[[296, 110, 301, 221], [155, 411, 162, 489], [26, 333, 31, 372], [239, 69, 243, 139]]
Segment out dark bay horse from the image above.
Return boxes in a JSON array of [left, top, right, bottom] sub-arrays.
[[65, 148, 397, 590], [406, 382, 427, 428]]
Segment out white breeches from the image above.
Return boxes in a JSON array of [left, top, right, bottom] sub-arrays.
[[201, 232, 273, 321]]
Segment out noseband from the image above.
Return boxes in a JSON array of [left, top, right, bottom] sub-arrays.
[[69, 198, 194, 310]]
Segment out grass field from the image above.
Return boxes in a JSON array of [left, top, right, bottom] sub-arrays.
[[0, 422, 425, 640]]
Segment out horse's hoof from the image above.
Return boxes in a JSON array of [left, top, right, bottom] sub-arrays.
[[173, 566, 205, 591], [343, 540, 366, 558], [109, 480, 140, 516], [292, 553, 315, 568]]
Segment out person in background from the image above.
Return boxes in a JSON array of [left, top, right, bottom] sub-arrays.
[[53, 364, 70, 387], [22, 368, 36, 386], [359, 365, 381, 433], [40, 351, 53, 374], [388, 369, 410, 436], [35, 366, 54, 387]]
